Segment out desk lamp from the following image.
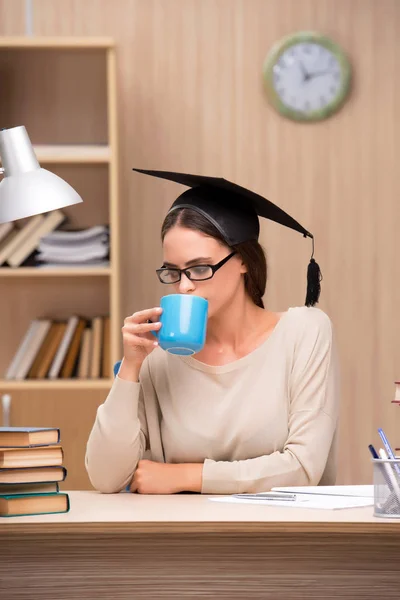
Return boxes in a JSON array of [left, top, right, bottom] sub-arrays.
[[0, 125, 82, 223]]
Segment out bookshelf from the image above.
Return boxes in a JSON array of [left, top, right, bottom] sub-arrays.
[[0, 37, 121, 489]]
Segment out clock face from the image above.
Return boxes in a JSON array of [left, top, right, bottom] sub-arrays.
[[263, 33, 351, 121]]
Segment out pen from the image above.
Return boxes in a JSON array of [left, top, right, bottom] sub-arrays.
[[233, 493, 296, 501], [377, 428, 400, 476], [368, 444, 379, 459]]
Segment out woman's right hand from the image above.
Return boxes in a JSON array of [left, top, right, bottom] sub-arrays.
[[121, 307, 162, 369]]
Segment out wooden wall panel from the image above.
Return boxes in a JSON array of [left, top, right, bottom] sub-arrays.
[[1, 0, 400, 485], [0, 0, 25, 35]]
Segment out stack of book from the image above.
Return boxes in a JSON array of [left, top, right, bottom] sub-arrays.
[[5, 315, 110, 380], [35, 224, 109, 268], [0, 212, 109, 268], [0, 427, 69, 518], [0, 210, 66, 268]]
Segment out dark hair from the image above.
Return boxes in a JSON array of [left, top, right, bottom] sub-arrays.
[[161, 208, 267, 308]]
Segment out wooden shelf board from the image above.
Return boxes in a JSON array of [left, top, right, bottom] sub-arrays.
[[0, 379, 113, 391], [34, 145, 111, 163], [0, 37, 114, 49], [0, 145, 110, 164], [0, 267, 111, 277]]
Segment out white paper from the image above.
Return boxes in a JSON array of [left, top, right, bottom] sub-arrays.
[[272, 485, 374, 498], [209, 494, 373, 510]]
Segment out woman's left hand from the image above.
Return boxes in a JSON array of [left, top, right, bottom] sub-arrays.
[[130, 460, 203, 494]]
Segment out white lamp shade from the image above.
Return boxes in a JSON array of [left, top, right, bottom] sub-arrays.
[[0, 126, 83, 224], [0, 168, 83, 223]]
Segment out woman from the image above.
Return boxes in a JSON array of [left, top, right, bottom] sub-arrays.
[[85, 169, 339, 495]]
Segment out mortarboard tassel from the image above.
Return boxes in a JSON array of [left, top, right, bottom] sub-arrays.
[[305, 236, 322, 307]]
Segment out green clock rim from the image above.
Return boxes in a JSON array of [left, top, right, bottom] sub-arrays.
[[263, 31, 352, 122]]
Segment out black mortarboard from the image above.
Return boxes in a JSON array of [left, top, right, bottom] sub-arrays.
[[133, 168, 322, 306]]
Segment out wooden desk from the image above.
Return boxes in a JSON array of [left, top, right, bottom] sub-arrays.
[[1, 491, 400, 599]]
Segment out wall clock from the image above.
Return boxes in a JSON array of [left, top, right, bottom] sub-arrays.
[[263, 31, 351, 122]]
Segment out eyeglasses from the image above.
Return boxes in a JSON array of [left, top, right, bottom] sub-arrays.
[[156, 251, 237, 284]]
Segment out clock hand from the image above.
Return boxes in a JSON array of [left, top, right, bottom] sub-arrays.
[[298, 61, 310, 82], [306, 69, 331, 80]]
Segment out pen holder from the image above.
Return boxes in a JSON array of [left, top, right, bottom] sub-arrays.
[[372, 457, 400, 518]]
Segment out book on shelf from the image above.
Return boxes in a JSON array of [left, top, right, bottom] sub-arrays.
[[0, 214, 45, 266], [35, 223, 109, 267], [102, 316, 111, 378], [5, 315, 111, 380], [0, 222, 14, 244], [27, 322, 66, 379], [5, 319, 52, 380], [89, 316, 103, 378], [60, 318, 87, 378], [48, 315, 86, 379], [77, 327, 92, 378], [0, 427, 69, 517], [0, 228, 19, 259], [41, 225, 108, 243], [0, 213, 110, 269], [6, 210, 66, 268]]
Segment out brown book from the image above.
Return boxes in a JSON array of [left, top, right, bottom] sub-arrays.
[[89, 316, 103, 378], [7, 210, 65, 267], [13, 319, 52, 380], [0, 481, 59, 495], [35, 322, 67, 379], [0, 427, 60, 448], [60, 317, 87, 378], [6, 320, 42, 379], [0, 228, 18, 262], [27, 320, 56, 378], [78, 328, 92, 379], [102, 316, 111, 378], [0, 214, 44, 266], [0, 492, 69, 517], [0, 466, 67, 485], [0, 222, 14, 244], [0, 446, 63, 469]]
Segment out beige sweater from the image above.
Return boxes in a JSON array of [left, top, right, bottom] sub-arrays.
[[85, 306, 339, 494]]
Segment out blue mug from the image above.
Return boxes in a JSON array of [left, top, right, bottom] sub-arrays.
[[153, 294, 208, 355]]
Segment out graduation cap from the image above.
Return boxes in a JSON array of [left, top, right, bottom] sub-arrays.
[[133, 168, 322, 307]]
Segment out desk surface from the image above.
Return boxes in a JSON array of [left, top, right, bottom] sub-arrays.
[[1, 491, 399, 534]]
